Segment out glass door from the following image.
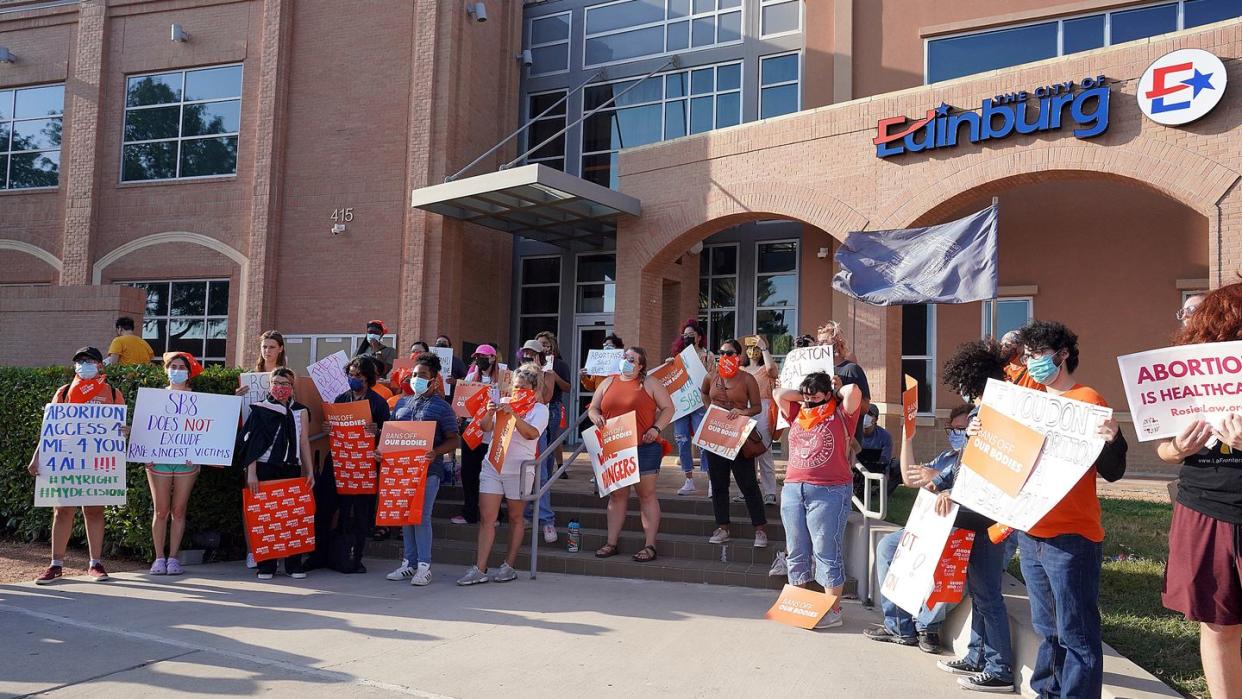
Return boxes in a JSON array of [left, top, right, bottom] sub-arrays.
[[572, 321, 613, 444]]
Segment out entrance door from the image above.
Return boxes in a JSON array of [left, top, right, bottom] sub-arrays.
[[572, 321, 613, 444]]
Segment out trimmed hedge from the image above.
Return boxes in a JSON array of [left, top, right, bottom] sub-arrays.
[[0, 363, 246, 560]]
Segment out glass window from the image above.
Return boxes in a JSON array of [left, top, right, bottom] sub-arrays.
[[927, 23, 1057, 83], [585, 0, 665, 35], [586, 25, 664, 65], [1, 83, 65, 189], [529, 12, 572, 76], [760, 52, 800, 119], [1063, 15, 1105, 54], [755, 240, 799, 356], [1110, 3, 1178, 44], [761, 0, 801, 37], [526, 91, 568, 171], [126, 279, 230, 364], [576, 254, 616, 314], [122, 64, 242, 182], [519, 256, 561, 342], [901, 304, 935, 414], [1185, 0, 1242, 27], [982, 298, 1033, 339], [699, 245, 738, 352], [583, 0, 745, 67]]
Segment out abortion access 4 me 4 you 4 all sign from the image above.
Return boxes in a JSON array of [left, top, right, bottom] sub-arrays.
[[36, 403, 129, 507], [127, 388, 243, 466]]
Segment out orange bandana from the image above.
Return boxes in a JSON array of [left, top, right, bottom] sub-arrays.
[[508, 387, 538, 417], [795, 401, 836, 431], [67, 376, 112, 404]]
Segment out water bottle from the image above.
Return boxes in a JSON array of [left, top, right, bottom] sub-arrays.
[[567, 519, 581, 552]]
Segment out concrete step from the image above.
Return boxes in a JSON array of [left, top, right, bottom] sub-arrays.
[[435, 483, 778, 518]]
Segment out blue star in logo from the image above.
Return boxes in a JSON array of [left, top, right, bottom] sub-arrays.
[[1181, 69, 1215, 98], [934, 102, 952, 116]]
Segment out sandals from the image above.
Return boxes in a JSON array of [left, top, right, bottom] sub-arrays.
[[632, 545, 658, 563], [595, 543, 619, 558]]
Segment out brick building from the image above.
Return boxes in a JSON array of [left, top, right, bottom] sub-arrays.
[[1, 0, 1240, 464]]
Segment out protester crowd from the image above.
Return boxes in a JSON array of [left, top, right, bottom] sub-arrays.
[[27, 281, 1242, 698]]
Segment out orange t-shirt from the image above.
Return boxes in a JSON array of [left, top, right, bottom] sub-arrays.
[[1004, 362, 1043, 390], [1026, 384, 1108, 542]]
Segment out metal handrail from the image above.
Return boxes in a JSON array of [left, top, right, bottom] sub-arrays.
[[519, 408, 592, 579], [851, 463, 889, 608]]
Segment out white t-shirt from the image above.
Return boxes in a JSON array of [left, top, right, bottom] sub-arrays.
[[486, 403, 549, 476]]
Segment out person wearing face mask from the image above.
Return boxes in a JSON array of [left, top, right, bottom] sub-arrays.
[[28, 347, 125, 585], [580, 334, 625, 392], [456, 364, 549, 585], [587, 347, 675, 562], [536, 331, 572, 481], [771, 371, 863, 629], [518, 339, 558, 542], [670, 319, 712, 496], [434, 335, 468, 385], [739, 336, 781, 506], [454, 344, 502, 525], [998, 330, 1041, 390], [355, 320, 396, 377], [144, 352, 205, 576], [858, 403, 896, 495], [386, 353, 461, 586], [817, 321, 871, 438], [986, 320, 1125, 699], [701, 339, 769, 547]]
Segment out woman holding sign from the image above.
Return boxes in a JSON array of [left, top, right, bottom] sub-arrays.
[[742, 335, 780, 506], [234, 330, 287, 397], [588, 347, 674, 562], [772, 371, 862, 629], [671, 319, 712, 496], [701, 339, 769, 547], [145, 352, 204, 576]]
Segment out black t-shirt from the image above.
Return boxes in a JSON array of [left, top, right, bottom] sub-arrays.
[[549, 358, 572, 405], [835, 360, 871, 400], [1178, 443, 1242, 524]]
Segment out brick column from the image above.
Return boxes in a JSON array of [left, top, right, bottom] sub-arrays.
[[58, 0, 107, 285]]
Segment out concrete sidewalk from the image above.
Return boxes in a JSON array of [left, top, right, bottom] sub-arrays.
[[2, 560, 972, 698]]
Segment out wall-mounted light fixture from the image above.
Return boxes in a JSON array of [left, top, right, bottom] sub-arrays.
[[0, 48, 15, 64], [170, 24, 189, 42], [465, 2, 487, 23]]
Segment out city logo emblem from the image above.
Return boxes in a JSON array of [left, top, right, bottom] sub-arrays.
[[1138, 49, 1227, 126]]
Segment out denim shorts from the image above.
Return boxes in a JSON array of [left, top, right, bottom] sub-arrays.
[[636, 441, 663, 475]]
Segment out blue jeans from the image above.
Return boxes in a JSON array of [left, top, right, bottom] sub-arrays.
[[780, 482, 851, 589], [524, 429, 555, 527], [963, 535, 1014, 682], [1018, 532, 1103, 698], [401, 473, 441, 566], [674, 407, 706, 474], [875, 528, 950, 638]]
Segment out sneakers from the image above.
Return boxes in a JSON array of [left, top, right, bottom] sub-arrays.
[[731, 493, 746, 503], [386, 560, 415, 581], [863, 625, 918, 645], [491, 562, 518, 583], [450, 515, 469, 525], [677, 478, 697, 496], [814, 606, 844, 629], [763, 493, 777, 506], [87, 563, 109, 582], [150, 558, 167, 575], [35, 565, 63, 585], [768, 551, 788, 577], [937, 658, 985, 676], [753, 530, 769, 548], [289, 571, 307, 579], [246, 552, 257, 569], [708, 527, 731, 544], [257, 572, 274, 580], [543, 524, 557, 543], [958, 672, 1014, 693], [165, 558, 183, 576], [410, 562, 432, 586], [456, 565, 489, 586], [918, 630, 943, 654]]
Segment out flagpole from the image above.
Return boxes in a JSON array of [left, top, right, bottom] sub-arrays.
[[989, 196, 1000, 340]]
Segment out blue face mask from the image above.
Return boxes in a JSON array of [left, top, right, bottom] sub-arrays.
[[412, 377, 431, 395], [348, 377, 365, 392], [948, 430, 968, 452], [168, 369, 190, 385], [1025, 353, 1061, 385], [619, 358, 636, 376]]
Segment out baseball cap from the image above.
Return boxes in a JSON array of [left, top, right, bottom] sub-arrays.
[[521, 340, 544, 354], [473, 344, 497, 357], [72, 346, 103, 363]]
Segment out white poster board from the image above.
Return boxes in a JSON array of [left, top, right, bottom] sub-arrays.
[[307, 350, 350, 403], [35, 403, 129, 507], [582, 412, 642, 497], [239, 371, 269, 423], [127, 388, 243, 466], [584, 349, 625, 376], [776, 345, 836, 429], [951, 378, 1111, 531], [881, 488, 957, 616], [431, 347, 455, 395], [1117, 340, 1242, 441]]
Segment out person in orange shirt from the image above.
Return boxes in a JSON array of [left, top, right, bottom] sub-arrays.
[[999, 329, 1042, 390], [998, 321, 1127, 698]]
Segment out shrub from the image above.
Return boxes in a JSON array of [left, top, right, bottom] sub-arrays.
[[0, 363, 246, 560]]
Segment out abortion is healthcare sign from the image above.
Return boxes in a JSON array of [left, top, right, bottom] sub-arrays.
[[1138, 49, 1227, 126], [1118, 340, 1242, 441], [35, 403, 128, 507]]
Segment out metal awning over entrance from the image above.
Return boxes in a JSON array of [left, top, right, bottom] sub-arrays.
[[409, 164, 641, 249]]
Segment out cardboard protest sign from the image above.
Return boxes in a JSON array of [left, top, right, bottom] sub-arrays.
[[127, 388, 241, 466], [452, 381, 488, 418], [902, 374, 919, 437], [650, 346, 708, 422], [584, 349, 624, 376], [692, 404, 757, 460], [307, 350, 350, 403], [487, 407, 517, 474], [776, 345, 835, 429], [322, 400, 376, 495], [34, 403, 128, 507], [582, 411, 641, 497], [925, 529, 976, 607], [376, 421, 436, 526], [765, 584, 837, 629], [881, 488, 959, 616], [951, 378, 1111, 531], [960, 404, 1046, 497], [243, 478, 315, 563], [1118, 341, 1242, 441]]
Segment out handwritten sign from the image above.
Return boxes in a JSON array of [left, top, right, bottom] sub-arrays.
[[776, 345, 836, 430], [35, 403, 128, 507], [243, 478, 315, 563], [584, 349, 624, 376], [582, 411, 641, 497], [239, 372, 269, 423], [376, 421, 435, 526], [951, 378, 1111, 531], [960, 403, 1046, 497], [882, 488, 958, 616], [127, 388, 242, 466], [307, 350, 350, 403], [1118, 340, 1242, 441], [430, 347, 455, 395], [322, 400, 376, 495], [650, 345, 708, 421], [925, 529, 976, 607], [692, 404, 757, 461], [765, 584, 837, 629], [902, 374, 919, 437]]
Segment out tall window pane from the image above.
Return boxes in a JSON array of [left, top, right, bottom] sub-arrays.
[[519, 257, 561, 344], [1110, 3, 1178, 44], [127, 280, 230, 364], [2, 84, 65, 189]]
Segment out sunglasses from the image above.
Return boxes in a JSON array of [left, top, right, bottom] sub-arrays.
[[718, 350, 738, 356]]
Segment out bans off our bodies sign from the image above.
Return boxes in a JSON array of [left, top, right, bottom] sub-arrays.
[[1118, 341, 1242, 441], [582, 411, 641, 497], [35, 403, 129, 507], [649, 346, 708, 422], [692, 405, 757, 461]]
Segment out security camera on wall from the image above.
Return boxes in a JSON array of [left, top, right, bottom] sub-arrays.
[[466, 2, 487, 23], [519, 49, 534, 67]]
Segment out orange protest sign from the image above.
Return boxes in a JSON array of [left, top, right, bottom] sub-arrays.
[[322, 400, 376, 495], [460, 386, 492, 450], [376, 451, 432, 526], [960, 403, 1046, 497], [926, 529, 975, 607], [379, 420, 436, 455], [391, 357, 415, 374], [583, 412, 640, 497], [452, 381, 488, 418], [650, 356, 690, 393], [765, 584, 838, 629], [692, 404, 756, 460], [487, 410, 516, 474], [902, 374, 919, 437], [243, 478, 315, 563]]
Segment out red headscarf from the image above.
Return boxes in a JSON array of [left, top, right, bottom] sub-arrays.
[[163, 352, 204, 378]]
